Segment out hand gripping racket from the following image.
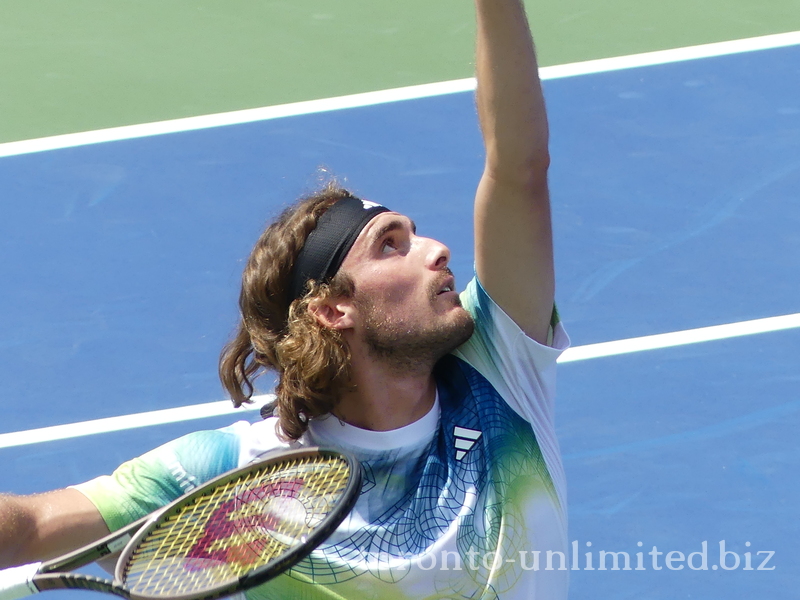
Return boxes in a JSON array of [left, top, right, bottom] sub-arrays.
[[0, 448, 361, 600]]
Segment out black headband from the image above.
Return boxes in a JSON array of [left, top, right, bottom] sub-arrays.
[[288, 195, 390, 304]]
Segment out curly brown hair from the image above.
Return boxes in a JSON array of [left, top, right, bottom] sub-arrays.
[[218, 182, 357, 441]]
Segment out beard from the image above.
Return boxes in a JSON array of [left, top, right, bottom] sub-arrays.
[[355, 278, 475, 374]]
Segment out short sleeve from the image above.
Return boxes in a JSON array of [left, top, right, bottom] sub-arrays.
[[71, 428, 241, 532]]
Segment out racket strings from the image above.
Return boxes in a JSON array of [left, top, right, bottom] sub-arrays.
[[122, 454, 351, 598]]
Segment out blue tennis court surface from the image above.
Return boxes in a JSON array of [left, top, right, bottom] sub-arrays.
[[1, 43, 799, 598]]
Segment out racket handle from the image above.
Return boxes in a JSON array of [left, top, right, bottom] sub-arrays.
[[0, 563, 41, 600]]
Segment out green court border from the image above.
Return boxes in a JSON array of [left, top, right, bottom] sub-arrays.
[[3, 0, 800, 143]]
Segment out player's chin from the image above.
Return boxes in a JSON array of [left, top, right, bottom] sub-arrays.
[[442, 302, 473, 328], [446, 307, 475, 349]]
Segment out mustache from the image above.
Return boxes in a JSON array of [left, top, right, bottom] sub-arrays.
[[428, 268, 455, 299]]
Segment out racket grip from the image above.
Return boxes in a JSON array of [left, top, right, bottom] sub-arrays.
[[0, 563, 41, 600]]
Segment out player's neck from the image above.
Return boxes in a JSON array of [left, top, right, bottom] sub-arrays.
[[332, 356, 437, 432]]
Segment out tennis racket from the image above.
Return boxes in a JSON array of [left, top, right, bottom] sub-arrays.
[[0, 448, 361, 600]]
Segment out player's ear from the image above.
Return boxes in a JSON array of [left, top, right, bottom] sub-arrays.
[[307, 296, 355, 330]]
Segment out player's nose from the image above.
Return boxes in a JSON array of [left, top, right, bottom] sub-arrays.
[[423, 237, 451, 270]]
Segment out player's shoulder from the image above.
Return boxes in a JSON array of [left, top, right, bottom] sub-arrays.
[[219, 416, 295, 467]]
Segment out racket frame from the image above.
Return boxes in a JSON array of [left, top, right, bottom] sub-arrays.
[[31, 517, 148, 597], [115, 447, 361, 600]]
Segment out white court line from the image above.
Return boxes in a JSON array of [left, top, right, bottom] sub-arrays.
[[1, 313, 798, 449], [0, 396, 269, 450], [1, 30, 798, 159], [558, 312, 800, 363]]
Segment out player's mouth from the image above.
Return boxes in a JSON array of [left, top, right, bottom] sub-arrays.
[[435, 275, 456, 297]]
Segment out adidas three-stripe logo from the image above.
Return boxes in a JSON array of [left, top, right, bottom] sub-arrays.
[[453, 426, 482, 460]]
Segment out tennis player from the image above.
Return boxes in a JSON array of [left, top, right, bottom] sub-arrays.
[[0, 0, 570, 597]]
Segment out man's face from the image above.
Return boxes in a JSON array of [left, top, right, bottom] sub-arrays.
[[339, 212, 474, 370]]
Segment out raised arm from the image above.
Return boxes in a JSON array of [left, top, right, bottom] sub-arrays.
[[473, 0, 555, 344], [0, 489, 108, 568]]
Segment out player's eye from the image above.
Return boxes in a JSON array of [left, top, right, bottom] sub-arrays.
[[380, 238, 397, 254]]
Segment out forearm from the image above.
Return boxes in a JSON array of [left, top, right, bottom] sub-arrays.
[[0, 494, 37, 567], [0, 489, 109, 568], [474, 0, 549, 182]]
